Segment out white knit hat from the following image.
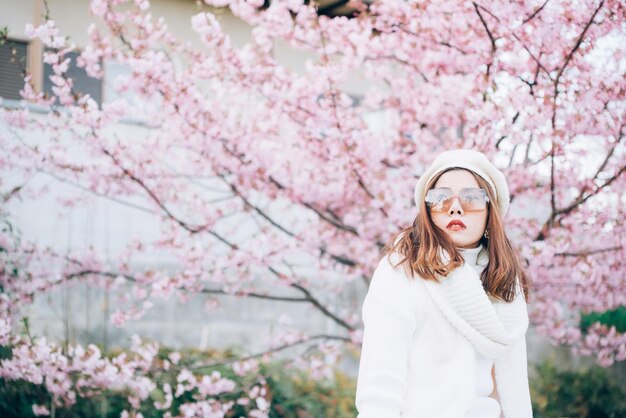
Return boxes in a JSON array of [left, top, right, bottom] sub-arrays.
[[414, 149, 510, 218]]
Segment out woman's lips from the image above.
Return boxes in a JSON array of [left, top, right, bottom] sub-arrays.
[[446, 220, 466, 230], [447, 225, 466, 231]]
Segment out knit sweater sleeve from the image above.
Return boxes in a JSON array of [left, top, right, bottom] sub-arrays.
[[494, 333, 533, 418], [355, 253, 419, 418], [494, 282, 533, 418]]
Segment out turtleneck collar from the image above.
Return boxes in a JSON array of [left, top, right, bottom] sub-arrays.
[[458, 243, 485, 267], [421, 249, 529, 359]]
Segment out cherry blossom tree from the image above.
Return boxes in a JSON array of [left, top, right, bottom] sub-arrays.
[[1, 0, 625, 415]]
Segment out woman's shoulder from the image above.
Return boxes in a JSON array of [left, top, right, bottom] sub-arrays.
[[367, 250, 423, 311]]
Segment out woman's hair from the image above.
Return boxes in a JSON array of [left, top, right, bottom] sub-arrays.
[[381, 168, 531, 303]]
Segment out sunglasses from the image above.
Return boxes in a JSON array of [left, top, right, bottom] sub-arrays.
[[425, 187, 490, 213]]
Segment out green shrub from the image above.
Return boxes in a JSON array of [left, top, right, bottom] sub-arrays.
[[580, 307, 626, 333], [0, 379, 49, 418], [530, 359, 626, 418], [265, 365, 356, 417]]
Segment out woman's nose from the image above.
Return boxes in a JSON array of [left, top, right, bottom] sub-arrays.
[[448, 196, 464, 215]]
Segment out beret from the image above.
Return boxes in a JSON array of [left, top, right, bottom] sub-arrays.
[[414, 149, 510, 218]]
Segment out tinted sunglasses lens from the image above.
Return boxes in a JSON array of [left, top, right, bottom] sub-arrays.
[[425, 190, 453, 212], [459, 190, 487, 211]]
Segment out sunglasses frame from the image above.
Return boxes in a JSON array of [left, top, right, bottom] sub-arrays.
[[425, 187, 490, 213]]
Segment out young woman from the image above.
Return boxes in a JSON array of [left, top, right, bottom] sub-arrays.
[[355, 149, 532, 418]]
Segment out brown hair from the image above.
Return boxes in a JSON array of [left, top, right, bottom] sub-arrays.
[[381, 168, 531, 303]]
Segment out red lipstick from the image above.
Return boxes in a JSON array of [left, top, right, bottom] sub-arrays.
[[446, 220, 466, 230]]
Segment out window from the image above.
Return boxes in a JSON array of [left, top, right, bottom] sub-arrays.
[[103, 59, 163, 117], [43, 50, 102, 106], [103, 60, 133, 104], [0, 38, 28, 100]]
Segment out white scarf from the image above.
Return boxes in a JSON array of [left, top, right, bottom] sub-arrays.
[[422, 244, 529, 359]]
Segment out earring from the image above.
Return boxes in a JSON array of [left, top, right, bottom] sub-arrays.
[[483, 229, 490, 239]]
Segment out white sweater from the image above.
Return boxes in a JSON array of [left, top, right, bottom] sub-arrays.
[[355, 244, 532, 418], [466, 349, 500, 418], [460, 247, 501, 418]]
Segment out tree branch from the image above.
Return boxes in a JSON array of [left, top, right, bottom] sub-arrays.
[[522, 0, 550, 25], [549, 142, 556, 224], [555, 0, 604, 86], [185, 333, 351, 372], [315, 11, 389, 220], [101, 147, 214, 234], [473, 2, 497, 53], [555, 246, 623, 257], [552, 0, 604, 129], [554, 165, 626, 218], [270, 267, 355, 331], [66, 269, 310, 302], [61, 257, 355, 332], [220, 174, 357, 267], [554, 129, 623, 217]]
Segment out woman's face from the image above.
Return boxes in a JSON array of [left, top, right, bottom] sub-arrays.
[[429, 169, 489, 249]]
